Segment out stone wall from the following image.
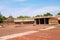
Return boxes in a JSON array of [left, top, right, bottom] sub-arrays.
[[49, 18, 58, 25]]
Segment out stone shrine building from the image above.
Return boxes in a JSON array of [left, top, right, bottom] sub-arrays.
[[3, 16, 14, 24]]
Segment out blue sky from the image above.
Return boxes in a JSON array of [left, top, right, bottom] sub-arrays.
[[0, 0, 60, 17]]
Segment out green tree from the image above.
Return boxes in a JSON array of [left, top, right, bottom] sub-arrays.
[[17, 16, 30, 18], [57, 12, 60, 15], [0, 13, 3, 23], [44, 13, 53, 16], [0, 12, 7, 23], [24, 16, 30, 18], [17, 16, 24, 18], [35, 15, 42, 17], [3, 16, 7, 20]]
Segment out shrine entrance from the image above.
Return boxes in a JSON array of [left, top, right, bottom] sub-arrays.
[[35, 18, 49, 24]]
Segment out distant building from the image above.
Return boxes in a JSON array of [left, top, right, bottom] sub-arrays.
[[3, 15, 60, 25], [14, 18, 34, 24], [34, 16, 58, 25]]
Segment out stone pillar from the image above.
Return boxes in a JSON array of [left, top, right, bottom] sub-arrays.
[[21, 22, 23, 24], [33, 19, 36, 26], [39, 19, 40, 25], [44, 18, 46, 24]]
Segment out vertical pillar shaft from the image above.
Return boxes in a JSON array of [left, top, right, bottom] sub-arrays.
[[39, 19, 40, 24], [21, 22, 23, 24], [44, 18, 46, 24], [34, 19, 36, 25]]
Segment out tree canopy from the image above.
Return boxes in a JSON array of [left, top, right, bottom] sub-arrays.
[[57, 12, 60, 15], [35, 15, 42, 17], [35, 12, 53, 17], [0, 13, 7, 23], [17, 16, 30, 18], [43, 13, 53, 16], [0, 13, 4, 23], [3, 16, 7, 20]]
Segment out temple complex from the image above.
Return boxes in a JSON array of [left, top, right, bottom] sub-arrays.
[[3, 15, 60, 25]]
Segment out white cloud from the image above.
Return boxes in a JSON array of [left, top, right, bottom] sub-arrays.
[[0, 5, 60, 17], [33, 6, 60, 15], [11, 6, 60, 17]]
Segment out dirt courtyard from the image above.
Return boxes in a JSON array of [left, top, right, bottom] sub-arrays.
[[9, 30, 60, 40], [0, 24, 60, 40], [9, 24, 60, 40], [0, 24, 51, 36]]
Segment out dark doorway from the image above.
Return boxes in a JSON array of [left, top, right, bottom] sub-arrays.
[[58, 20, 60, 24], [35, 19, 39, 24], [35, 18, 49, 24], [23, 21, 34, 24], [15, 22, 21, 24], [45, 18, 49, 24], [40, 18, 44, 24]]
